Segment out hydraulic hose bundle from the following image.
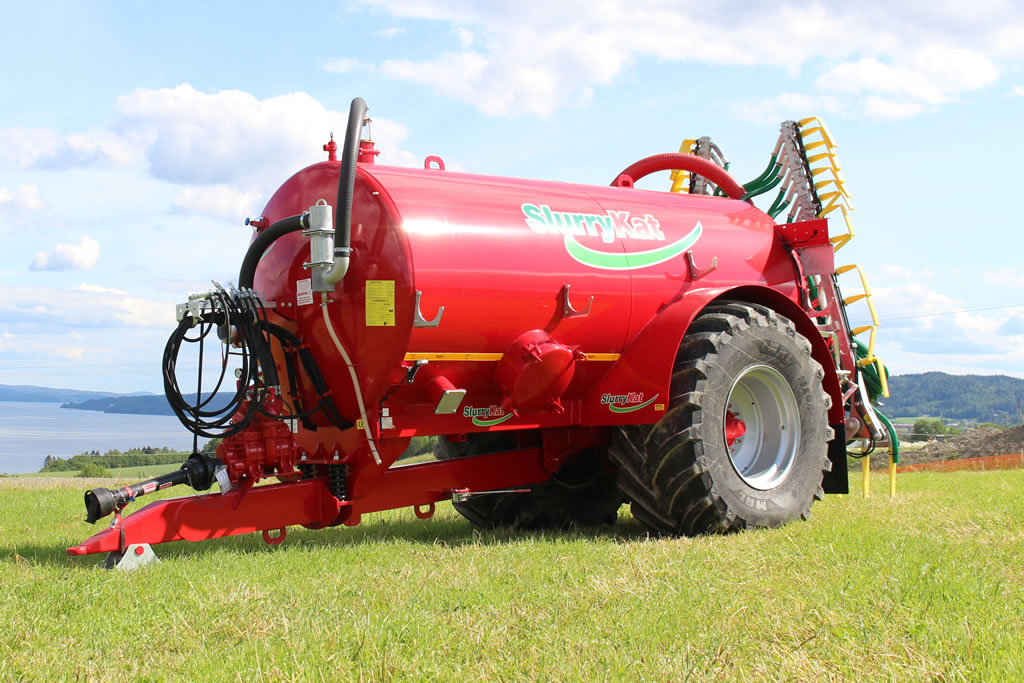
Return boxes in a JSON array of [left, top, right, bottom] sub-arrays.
[[162, 283, 276, 439], [161, 283, 352, 440]]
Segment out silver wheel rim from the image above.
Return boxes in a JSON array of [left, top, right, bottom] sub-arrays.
[[724, 364, 800, 490]]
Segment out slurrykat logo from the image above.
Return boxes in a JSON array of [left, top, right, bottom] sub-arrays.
[[520, 203, 702, 270], [522, 204, 666, 243], [601, 392, 660, 413], [463, 404, 514, 427]]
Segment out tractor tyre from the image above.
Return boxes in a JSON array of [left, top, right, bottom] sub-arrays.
[[434, 434, 622, 530], [610, 301, 833, 535]]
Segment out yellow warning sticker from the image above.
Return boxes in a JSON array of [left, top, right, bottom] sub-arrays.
[[356, 419, 365, 430], [654, 403, 666, 412], [365, 280, 395, 327]]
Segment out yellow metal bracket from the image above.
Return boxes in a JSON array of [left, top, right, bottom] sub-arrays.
[[669, 139, 698, 193], [798, 117, 888, 398]]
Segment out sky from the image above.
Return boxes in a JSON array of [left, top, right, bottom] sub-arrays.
[[0, 0, 1022, 394]]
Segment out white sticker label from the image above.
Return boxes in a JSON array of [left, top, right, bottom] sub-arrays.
[[296, 278, 314, 306]]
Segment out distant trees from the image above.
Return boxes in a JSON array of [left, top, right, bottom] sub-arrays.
[[883, 373, 1024, 425], [40, 447, 189, 473], [78, 463, 109, 478], [41, 436, 435, 473], [913, 418, 947, 436]]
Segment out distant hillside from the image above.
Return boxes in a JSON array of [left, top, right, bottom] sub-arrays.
[[62, 392, 230, 416], [0, 384, 143, 403], [883, 372, 1024, 424]]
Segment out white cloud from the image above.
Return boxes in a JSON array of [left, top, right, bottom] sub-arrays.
[[454, 27, 473, 48], [993, 24, 1024, 58], [1012, 86, 1024, 96], [0, 85, 419, 216], [0, 332, 80, 361], [74, 283, 129, 296], [173, 186, 259, 222], [115, 85, 416, 187], [375, 27, 405, 38], [115, 84, 335, 186], [852, 267, 1024, 376], [0, 284, 174, 329], [862, 97, 926, 120], [0, 127, 139, 170], [351, 1, 1023, 118], [0, 184, 43, 210], [817, 47, 999, 117], [1, 84, 414, 184], [984, 267, 1024, 287], [58, 346, 86, 361], [325, 57, 364, 74], [731, 93, 841, 124], [29, 236, 100, 271]]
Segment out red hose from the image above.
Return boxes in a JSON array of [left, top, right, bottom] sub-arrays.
[[612, 153, 746, 200]]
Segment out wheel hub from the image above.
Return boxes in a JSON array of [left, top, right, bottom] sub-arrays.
[[724, 365, 800, 490], [725, 411, 746, 446]]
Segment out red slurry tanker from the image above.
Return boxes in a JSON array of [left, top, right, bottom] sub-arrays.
[[70, 98, 896, 566]]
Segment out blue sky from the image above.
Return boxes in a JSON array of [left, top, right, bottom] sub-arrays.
[[1, 0, 1022, 393]]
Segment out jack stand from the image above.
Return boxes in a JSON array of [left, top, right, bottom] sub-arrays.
[[104, 543, 160, 571]]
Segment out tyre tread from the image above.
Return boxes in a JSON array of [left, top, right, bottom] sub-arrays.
[[610, 301, 832, 535]]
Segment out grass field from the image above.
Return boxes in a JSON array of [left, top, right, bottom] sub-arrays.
[[1, 470, 1022, 680], [16, 463, 182, 480]]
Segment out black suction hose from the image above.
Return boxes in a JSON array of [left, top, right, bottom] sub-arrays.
[[237, 96, 365, 290], [335, 97, 367, 264], [238, 213, 309, 290]]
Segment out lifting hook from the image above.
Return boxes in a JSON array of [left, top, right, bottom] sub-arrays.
[[561, 284, 593, 319], [685, 250, 718, 281], [413, 291, 444, 328]]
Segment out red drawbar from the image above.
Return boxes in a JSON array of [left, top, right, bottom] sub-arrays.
[[67, 479, 339, 556]]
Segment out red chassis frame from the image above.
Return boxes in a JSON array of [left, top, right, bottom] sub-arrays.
[[68, 448, 550, 556]]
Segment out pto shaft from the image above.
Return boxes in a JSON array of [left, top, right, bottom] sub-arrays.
[[84, 453, 222, 524]]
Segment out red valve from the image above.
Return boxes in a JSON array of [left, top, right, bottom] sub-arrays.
[[324, 133, 338, 161], [358, 139, 380, 164]]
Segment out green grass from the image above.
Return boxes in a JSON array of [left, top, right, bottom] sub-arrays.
[[1, 471, 1022, 680], [16, 463, 182, 480]]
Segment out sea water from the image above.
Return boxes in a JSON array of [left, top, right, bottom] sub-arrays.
[[0, 402, 207, 474]]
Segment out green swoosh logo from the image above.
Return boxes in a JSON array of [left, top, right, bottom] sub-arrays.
[[472, 413, 515, 427], [564, 223, 702, 270], [608, 394, 660, 413]]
